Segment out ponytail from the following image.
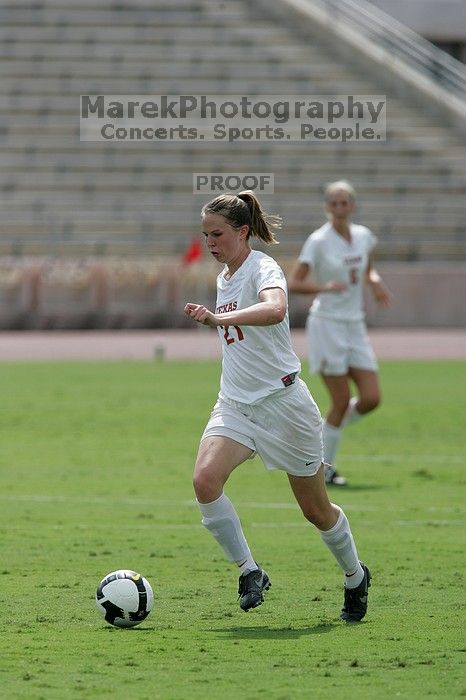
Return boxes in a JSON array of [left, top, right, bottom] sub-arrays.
[[236, 191, 281, 245], [201, 190, 281, 245]]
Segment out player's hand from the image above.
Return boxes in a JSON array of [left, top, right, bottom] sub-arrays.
[[184, 303, 219, 327], [370, 280, 392, 307], [323, 281, 347, 293]]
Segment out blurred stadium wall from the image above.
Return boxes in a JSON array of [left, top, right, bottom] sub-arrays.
[[0, 0, 465, 329]]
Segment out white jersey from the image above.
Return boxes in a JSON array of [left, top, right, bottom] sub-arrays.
[[298, 222, 377, 321], [215, 249, 301, 405]]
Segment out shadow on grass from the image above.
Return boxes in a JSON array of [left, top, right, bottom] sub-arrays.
[[329, 484, 385, 492], [214, 622, 337, 639], [99, 625, 157, 632]]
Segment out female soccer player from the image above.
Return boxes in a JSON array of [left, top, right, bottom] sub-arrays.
[[288, 180, 392, 486], [184, 190, 370, 621]]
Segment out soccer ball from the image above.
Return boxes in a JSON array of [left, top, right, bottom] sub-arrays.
[[95, 569, 154, 628]]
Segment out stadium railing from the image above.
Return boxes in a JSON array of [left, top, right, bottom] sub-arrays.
[[311, 0, 466, 99], [268, 0, 466, 131]]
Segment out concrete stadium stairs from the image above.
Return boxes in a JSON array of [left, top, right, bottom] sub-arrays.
[[0, 0, 465, 261]]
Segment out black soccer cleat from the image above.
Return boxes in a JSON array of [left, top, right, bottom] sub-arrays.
[[325, 465, 348, 486], [340, 563, 371, 622], [238, 566, 271, 612]]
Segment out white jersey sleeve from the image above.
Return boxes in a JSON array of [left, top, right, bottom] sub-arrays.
[[252, 253, 288, 295], [298, 231, 321, 268]]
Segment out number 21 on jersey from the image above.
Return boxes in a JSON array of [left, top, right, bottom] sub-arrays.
[[223, 325, 244, 345]]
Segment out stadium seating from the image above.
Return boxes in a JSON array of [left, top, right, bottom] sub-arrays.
[[0, 0, 465, 264], [0, 0, 465, 328]]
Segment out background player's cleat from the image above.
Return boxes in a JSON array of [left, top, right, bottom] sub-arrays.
[[340, 563, 371, 621], [238, 566, 271, 611], [325, 465, 348, 486]]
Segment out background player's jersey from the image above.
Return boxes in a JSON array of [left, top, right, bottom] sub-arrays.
[[216, 249, 300, 405], [298, 222, 377, 321]]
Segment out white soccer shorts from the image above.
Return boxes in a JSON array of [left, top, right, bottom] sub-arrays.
[[306, 314, 378, 375], [201, 378, 323, 477]]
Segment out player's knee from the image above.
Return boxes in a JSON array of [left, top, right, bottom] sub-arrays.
[[300, 504, 331, 530], [359, 393, 381, 414], [193, 468, 220, 503], [192, 471, 210, 501]]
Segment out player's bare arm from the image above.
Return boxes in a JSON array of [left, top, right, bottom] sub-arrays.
[[184, 287, 286, 328], [365, 257, 392, 306], [288, 261, 347, 294]]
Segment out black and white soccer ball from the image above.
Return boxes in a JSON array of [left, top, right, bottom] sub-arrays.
[[96, 569, 154, 628]]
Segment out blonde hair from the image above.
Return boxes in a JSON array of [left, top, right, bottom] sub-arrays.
[[324, 180, 356, 204], [201, 190, 281, 244]]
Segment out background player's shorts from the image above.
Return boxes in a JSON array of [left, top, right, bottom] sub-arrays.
[[201, 378, 323, 477], [306, 314, 378, 375]]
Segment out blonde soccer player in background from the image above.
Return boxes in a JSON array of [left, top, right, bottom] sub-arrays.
[[289, 180, 392, 486]]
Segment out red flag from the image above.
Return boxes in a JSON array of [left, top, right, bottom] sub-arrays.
[[182, 237, 203, 265]]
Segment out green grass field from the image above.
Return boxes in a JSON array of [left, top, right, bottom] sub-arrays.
[[0, 360, 464, 699]]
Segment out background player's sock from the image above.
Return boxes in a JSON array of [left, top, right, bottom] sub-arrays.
[[342, 397, 363, 427], [322, 420, 342, 465]]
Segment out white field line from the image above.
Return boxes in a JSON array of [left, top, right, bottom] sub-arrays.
[[0, 494, 463, 515], [0, 519, 463, 531], [344, 455, 465, 463], [252, 519, 465, 527], [251, 520, 466, 527], [393, 520, 465, 527]]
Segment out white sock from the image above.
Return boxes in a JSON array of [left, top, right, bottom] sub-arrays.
[[322, 421, 342, 466], [320, 507, 364, 588], [197, 493, 257, 573], [342, 397, 363, 427]]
